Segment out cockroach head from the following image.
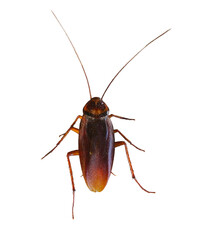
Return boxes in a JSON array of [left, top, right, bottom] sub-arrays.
[[83, 97, 109, 118]]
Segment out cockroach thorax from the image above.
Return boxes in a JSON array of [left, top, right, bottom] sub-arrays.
[[83, 97, 109, 118]]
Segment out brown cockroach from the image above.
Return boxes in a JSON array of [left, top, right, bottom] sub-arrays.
[[42, 11, 170, 219]]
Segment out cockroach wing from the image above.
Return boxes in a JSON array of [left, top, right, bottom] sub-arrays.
[[79, 115, 115, 192]]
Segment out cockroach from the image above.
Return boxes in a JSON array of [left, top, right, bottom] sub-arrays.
[[42, 11, 170, 219]]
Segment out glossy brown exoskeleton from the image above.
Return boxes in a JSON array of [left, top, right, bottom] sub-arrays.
[[79, 97, 114, 192], [42, 11, 170, 219]]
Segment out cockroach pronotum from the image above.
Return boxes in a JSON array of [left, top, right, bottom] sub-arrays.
[[42, 11, 170, 219]]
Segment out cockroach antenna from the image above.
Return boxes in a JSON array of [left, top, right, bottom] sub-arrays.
[[101, 29, 171, 100], [51, 10, 92, 99]]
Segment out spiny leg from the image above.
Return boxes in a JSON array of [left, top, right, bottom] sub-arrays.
[[67, 150, 79, 219], [109, 114, 135, 121], [115, 141, 155, 193], [114, 129, 145, 152], [59, 127, 79, 137], [41, 115, 82, 159]]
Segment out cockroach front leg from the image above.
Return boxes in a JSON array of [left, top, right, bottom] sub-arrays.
[[114, 129, 145, 152], [41, 115, 82, 159], [67, 150, 79, 219], [109, 114, 135, 121], [115, 141, 155, 194]]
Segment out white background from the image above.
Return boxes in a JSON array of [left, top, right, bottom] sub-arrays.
[[0, 0, 197, 239]]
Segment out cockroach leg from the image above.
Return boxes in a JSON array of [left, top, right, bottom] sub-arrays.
[[59, 127, 79, 137], [114, 129, 145, 152], [109, 114, 135, 121], [67, 150, 79, 219], [115, 141, 155, 194], [41, 115, 82, 159], [111, 172, 116, 176]]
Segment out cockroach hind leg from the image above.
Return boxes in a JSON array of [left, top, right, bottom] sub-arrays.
[[115, 141, 155, 194], [133, 177, 155, 194], [72, 189, 76, 219], [67, 150, 79, 219]]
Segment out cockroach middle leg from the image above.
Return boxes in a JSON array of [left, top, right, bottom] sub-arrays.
[[59, 127, 79, 137], [41, 115, 82, 159], [115, 141, 155, 194], [114, 129, 145, 152], [67, 150, 79, 219]]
